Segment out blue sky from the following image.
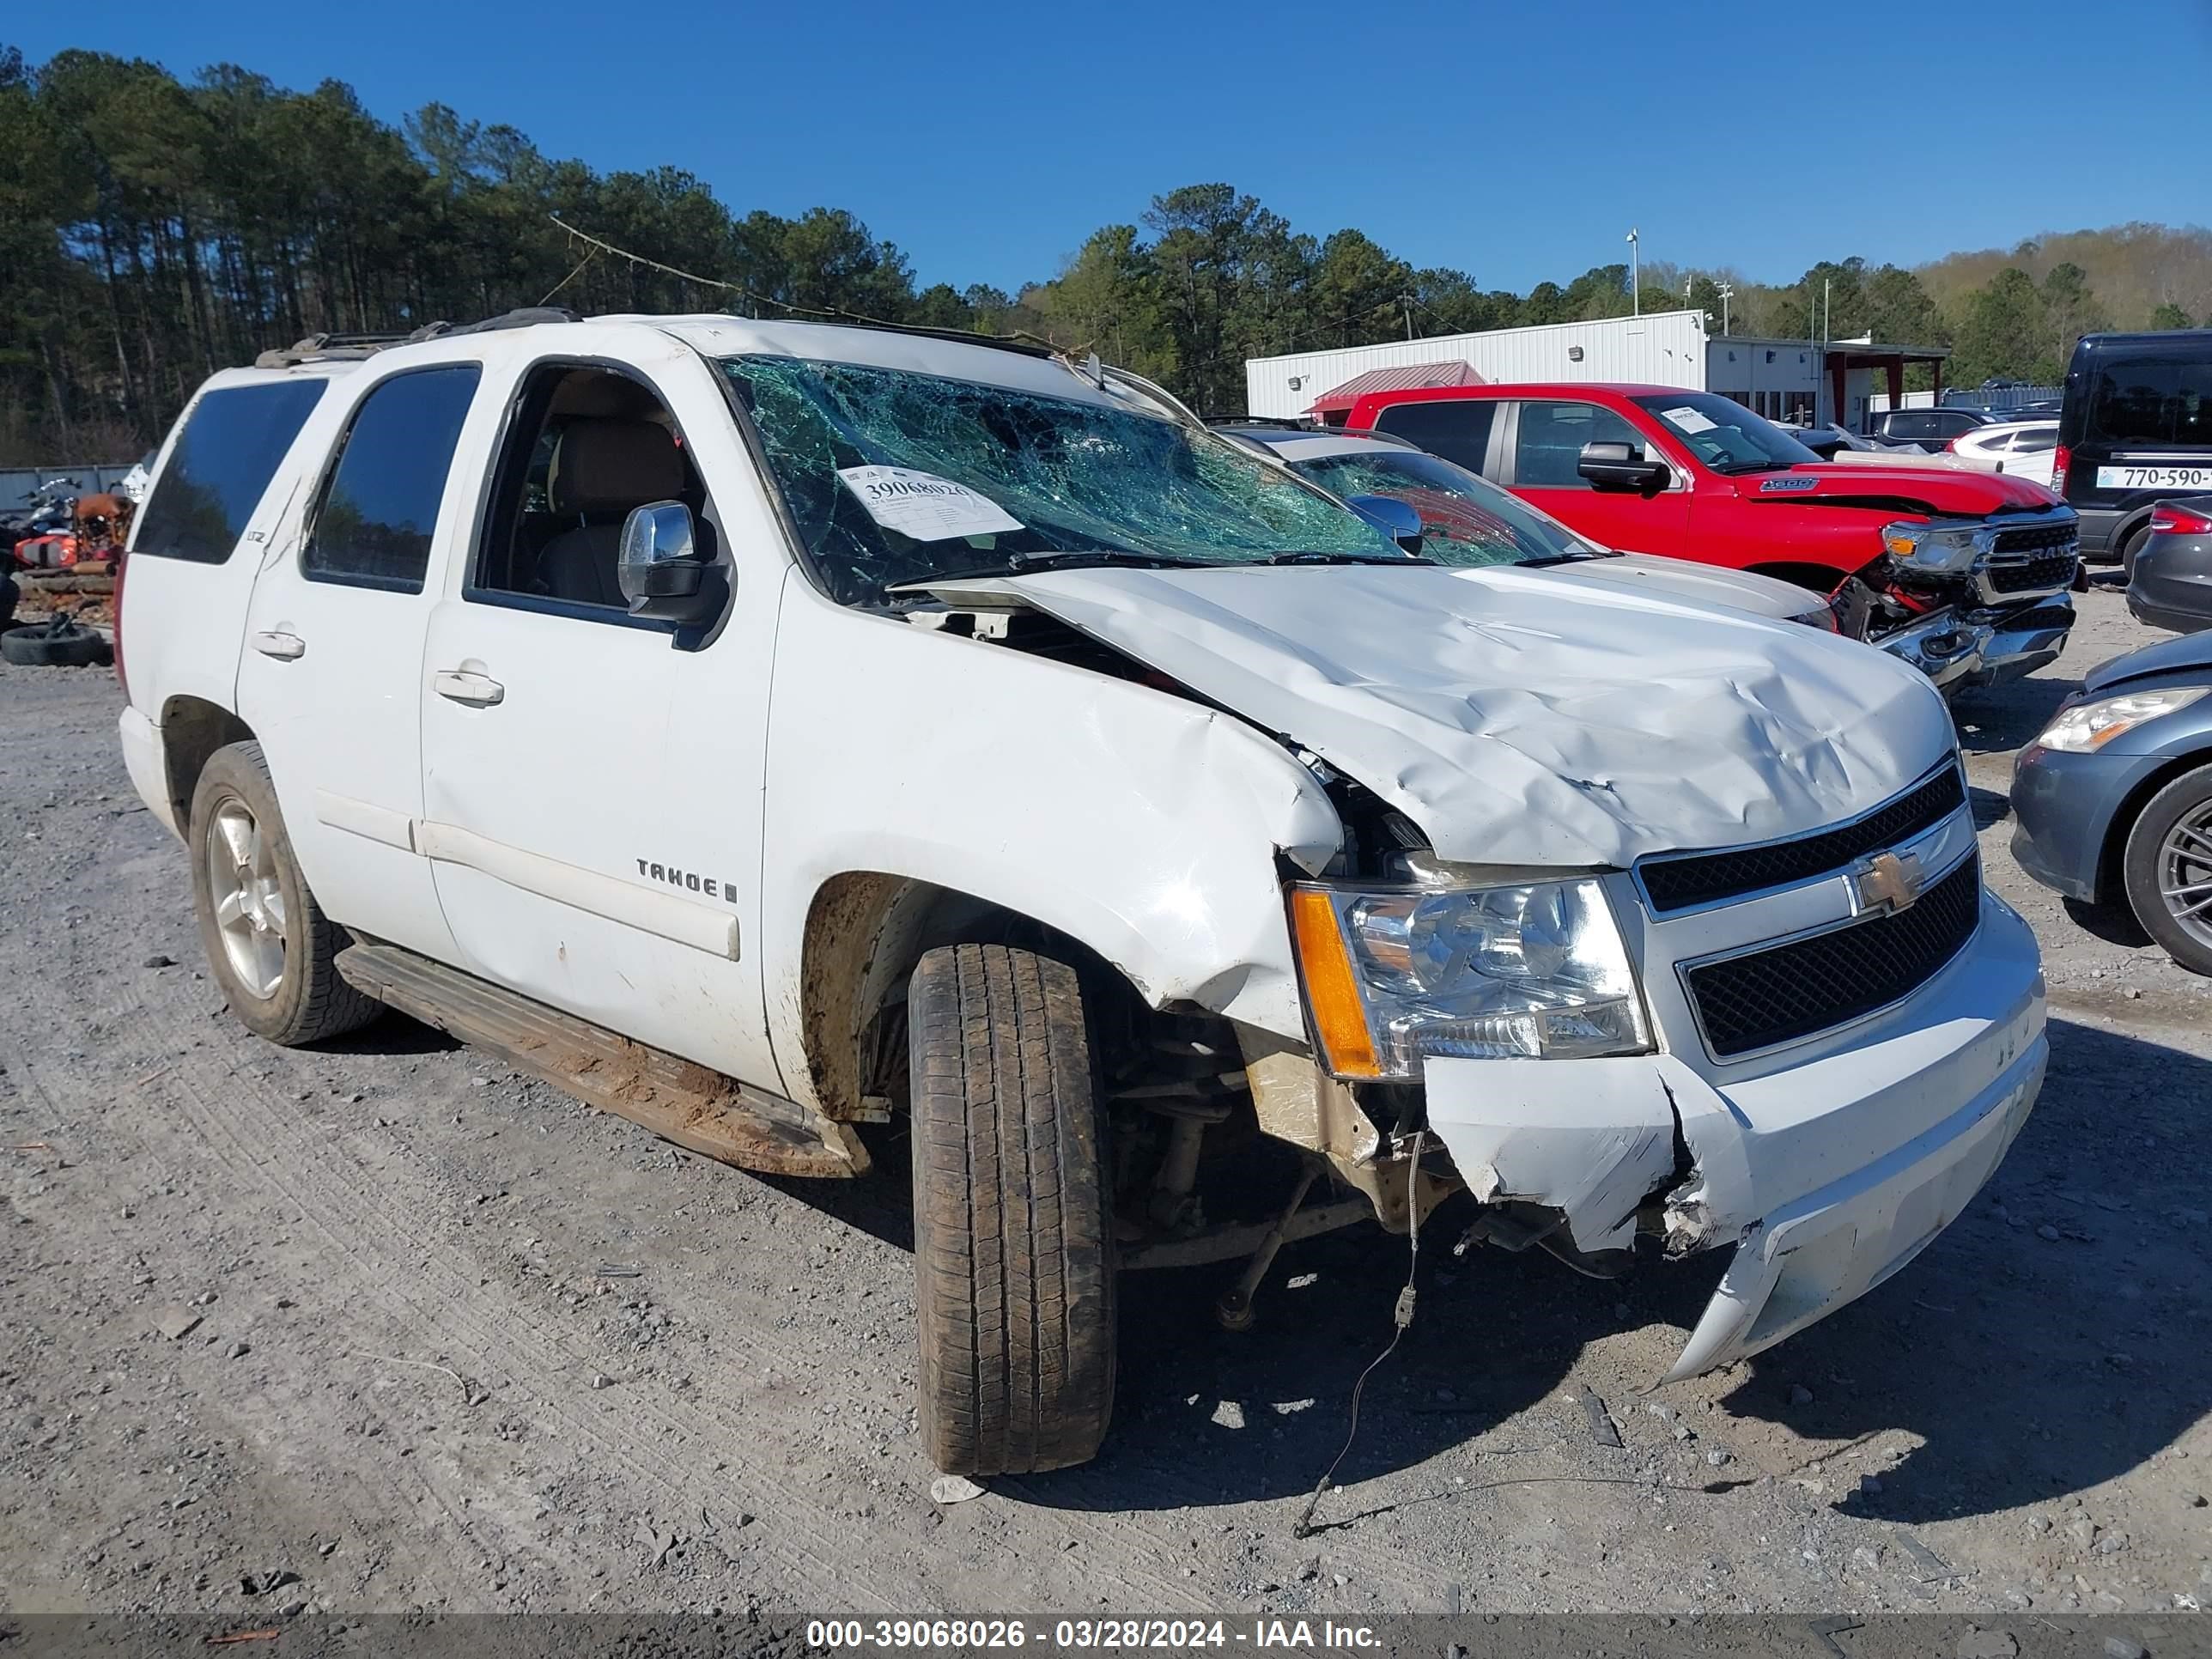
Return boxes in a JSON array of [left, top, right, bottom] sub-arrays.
[[17, 1, 2211, 294]]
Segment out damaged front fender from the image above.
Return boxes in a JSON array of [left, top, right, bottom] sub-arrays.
[[761, 571, 1346, 1109]]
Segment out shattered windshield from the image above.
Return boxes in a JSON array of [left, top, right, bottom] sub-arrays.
[[718, 356, 1400, 604], [1286, 448, 1603, 567]]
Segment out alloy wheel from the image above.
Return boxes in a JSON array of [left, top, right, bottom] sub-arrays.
[[2159, 799, 2212, 952], [206, 798, 288, 1000]]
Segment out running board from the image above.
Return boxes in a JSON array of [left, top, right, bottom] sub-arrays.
[[336, 941, 868, 1179]]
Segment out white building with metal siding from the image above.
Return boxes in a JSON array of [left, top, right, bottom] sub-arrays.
[[1243, 313, 1710, 420], [1243, 313, 1950, 430]]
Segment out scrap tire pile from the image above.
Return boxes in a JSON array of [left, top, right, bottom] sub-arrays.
[[1, 617, 112, 668]]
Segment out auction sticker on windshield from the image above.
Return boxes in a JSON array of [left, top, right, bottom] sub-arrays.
[[837, 465, 1023, 541], [2096, 464, 2212, 490], [1662, 405, 1718, 434]]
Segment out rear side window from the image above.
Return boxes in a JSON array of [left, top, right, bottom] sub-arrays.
[[2085, 356, 2212, 448], [131, 380, 328, 564], [303, 367, 481, 592], [1370, 400, 1498, 474]]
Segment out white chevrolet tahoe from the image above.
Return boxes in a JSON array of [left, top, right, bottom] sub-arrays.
[[116, 310, 2048, 1478]]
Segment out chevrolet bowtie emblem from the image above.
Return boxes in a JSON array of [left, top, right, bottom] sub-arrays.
[[1850, 849, 1926, 916]]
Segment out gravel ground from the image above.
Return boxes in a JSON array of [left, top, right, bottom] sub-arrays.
[[2, 581, 2208, 1625]]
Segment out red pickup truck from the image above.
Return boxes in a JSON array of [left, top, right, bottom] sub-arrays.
[[1341, 383, 2080, 690]]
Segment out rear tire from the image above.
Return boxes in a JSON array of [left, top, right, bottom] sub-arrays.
[[908, 942, 1115, 1475], [2122, 763, 2212, 976], [189, 741, 382, 1044]]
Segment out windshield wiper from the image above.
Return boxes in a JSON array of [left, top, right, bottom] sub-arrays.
[[1517, 551, 1600, 567], [883, 550, 1204, 599], [1257, 550, 1435, 566], [1713, 459, 1796, 476]]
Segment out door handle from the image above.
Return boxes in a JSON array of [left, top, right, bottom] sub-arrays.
[[252, 630, 306, 660], [434, 669, 506, 707]]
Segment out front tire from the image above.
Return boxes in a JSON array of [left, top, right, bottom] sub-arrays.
[[189, 741, 381, 1044], [2122, 763, 2212, 975], [908, 943, 1115, 1475]]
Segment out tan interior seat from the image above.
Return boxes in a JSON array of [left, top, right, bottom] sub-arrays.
[[535, 417, 685, 607]]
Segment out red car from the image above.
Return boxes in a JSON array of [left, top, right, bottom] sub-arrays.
[[1341, 383, 2079, 690]]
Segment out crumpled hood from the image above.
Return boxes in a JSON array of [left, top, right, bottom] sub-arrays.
[[977, 563, 1956, 869], [1735, 464, 2058, 515]]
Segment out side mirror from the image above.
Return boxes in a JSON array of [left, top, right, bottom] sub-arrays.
[[1344, 493, 1425, 555], [617, 501, 718, 623], [1577, 441, 1670, 495]]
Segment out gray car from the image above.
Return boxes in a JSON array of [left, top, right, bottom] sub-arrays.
[[2127, 497, 2212, 634], [1218, 426, 1843, 629], [2011, 627, 2212, 972]]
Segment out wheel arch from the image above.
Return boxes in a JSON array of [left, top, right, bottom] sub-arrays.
[[161, 696, 256, 834], [2094, 744, 2212, 904], [795, 872, 1144, 1124]]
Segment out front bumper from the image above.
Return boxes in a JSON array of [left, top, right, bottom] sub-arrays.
[[2008, 739, 2166, 902], [1424, 890, 2046, 1381], [1666, 1018, 2042, 1378], [1877, 596, 2074, 692]]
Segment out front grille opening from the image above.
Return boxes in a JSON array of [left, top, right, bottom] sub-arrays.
[[1639, 767, 1965, 914], [1987, 550, 2077, 593], [1991, 522, 2077, 556], [1685, 854, 1981, 1059]]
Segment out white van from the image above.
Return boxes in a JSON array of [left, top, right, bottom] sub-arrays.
[[115, 310, 2047, 1475]]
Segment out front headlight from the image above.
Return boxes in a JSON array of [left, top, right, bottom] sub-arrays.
[[1881, 520, 1985, 575], [2033, 687, 2207, 753], [1289, 878, 1650, 1079]]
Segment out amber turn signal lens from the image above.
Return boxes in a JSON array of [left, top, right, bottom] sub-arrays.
[[1289, 888, 1381, 1079]]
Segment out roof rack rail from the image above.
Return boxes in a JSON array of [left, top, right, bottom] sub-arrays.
[[416, 306, 586, 339], [252, 307, 590, 368], [252, 331, 413, 368]]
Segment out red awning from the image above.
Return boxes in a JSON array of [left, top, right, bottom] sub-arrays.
[[1307, 360, 1481, 414]]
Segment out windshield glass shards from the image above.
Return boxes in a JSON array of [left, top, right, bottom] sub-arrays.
[[719, 356, 1403, 604]]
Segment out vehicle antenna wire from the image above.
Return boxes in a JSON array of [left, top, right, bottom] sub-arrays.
[[1292, 1131, 1425, 1539], [544, 215, 1074, 356]]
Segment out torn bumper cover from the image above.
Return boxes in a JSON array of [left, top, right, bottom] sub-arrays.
[[1424, 891, 2045, 1380], [1877, 596, 2075, 693]]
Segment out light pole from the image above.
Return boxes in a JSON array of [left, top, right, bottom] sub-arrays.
[[1716, 281, 1734, 336], [1626, 228, 1640, 316]]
